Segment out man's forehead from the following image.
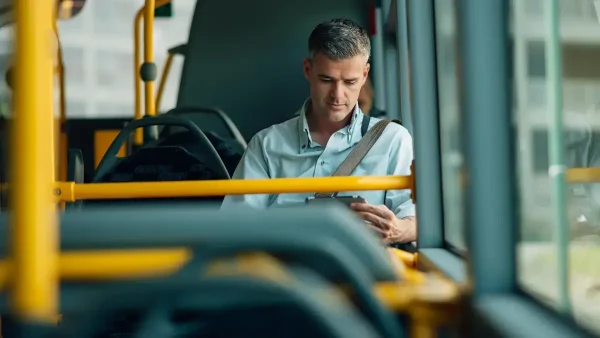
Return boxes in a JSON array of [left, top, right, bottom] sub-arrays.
[[312, 55, 367, 77]]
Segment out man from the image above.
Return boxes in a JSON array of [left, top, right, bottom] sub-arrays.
[[221, 18, 416, 244]]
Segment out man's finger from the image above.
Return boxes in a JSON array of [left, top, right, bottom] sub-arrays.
[[351, 203, 391, 219], [369, 225, 388, 238], [357, 212, 391, 231], [350, 202, 379, 214]]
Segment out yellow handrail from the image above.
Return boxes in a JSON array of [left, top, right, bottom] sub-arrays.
[[133, 0, 172, 145], [53, 20, 67, 183], [155, 51, 174, 112], [389, 248, 417, 269], [0, 249, 430, 301], [54, 175, 413, 202], [566, 167, 600, 183], [0, 249, 191, 289], [12, 0, 58, 323], [144, 0, 156, 118], [133, 9, 143, 144]]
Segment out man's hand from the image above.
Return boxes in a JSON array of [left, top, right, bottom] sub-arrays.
[[349, 201, 416, 244], [349, 201, 395, 238]]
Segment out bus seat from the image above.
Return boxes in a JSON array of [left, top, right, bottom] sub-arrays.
[[42, 265, 382, 338], [93, 115, 229, 183], [86, 145, 224, 207], [159, 107, 247, 175], [156, 128, 243, 176], [0, 205, 402, 337], [161, 106, 247, 149], [65, 148, 85, 210], [205, 130, 244, 176]]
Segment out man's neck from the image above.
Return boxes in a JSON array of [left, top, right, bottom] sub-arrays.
[[306, 102, 354, 137]]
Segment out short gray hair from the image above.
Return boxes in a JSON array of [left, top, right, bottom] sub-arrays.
[[308, 18, 371, 62]]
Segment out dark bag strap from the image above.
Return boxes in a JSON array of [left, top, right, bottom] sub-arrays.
[[314, 116, 400, 198]]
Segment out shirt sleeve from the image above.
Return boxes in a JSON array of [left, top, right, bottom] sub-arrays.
[[220, 135, 271, 209], [385, 128, 416, 219]]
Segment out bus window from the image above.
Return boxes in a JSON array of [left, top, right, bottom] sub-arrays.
[[433, 0, 465, 253], [514, 0, 600, 334], [58, 0, 196, 117]]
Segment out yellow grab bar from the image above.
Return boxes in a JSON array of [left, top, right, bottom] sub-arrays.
[[389, 248, 417, 269], [566, 167, 600, 183], [54, 175, 413, 202], [0, 249, 191, 289], [0, 249, 431, 300], [53, 20, 67, 183], [143, 0, 156, 117], [133, 8, 143, 144], [133, 0, 172, 144], [155, 51, 174, 112], [12, 0, 58, 322]]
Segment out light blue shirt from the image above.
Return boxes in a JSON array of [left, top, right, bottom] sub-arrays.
[[221, 99, 416, 219]]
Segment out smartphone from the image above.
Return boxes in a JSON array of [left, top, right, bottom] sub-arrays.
[[305, 195, 366, 207]]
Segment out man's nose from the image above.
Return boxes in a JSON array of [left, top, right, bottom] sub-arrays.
[[329, 83, 344, 101]]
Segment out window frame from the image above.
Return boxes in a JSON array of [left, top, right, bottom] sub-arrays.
[[395, 0, 468, 281], [455, 0, 598, 336], [392, 0, 600, 335]]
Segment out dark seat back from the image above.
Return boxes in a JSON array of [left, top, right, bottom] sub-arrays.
[[158, 108, 246, 175], [85, 146, 223, 207], [157, 129, 243, 176]]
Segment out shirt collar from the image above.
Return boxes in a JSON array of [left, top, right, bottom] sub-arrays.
[[296, 98, 364, 152]]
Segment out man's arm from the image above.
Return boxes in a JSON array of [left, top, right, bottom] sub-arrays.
[[220, 135, 271, 209], [385, 128, 417, 243], [350, 127, 417, 243]]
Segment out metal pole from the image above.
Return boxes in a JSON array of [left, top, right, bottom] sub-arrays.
[[545, 0, 571, 314], [11, 0, 58, 328]]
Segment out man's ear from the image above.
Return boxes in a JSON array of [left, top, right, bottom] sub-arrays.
[[303, 58, 312, 81], [363, 63, 371, 84]]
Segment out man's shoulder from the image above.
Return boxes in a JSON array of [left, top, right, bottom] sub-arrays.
[[367, 116, 411, 140]]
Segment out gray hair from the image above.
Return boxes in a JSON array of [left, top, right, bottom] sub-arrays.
[[308, 18, 371, 62]]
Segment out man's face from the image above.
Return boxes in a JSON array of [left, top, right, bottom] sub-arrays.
[[303, 52, 370, 122]]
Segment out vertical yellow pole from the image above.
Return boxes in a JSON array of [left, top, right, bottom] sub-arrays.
[[133, 9, 144, 145], [143, 0, 156, 117], [155, 52, 174, 113], [54, 20, 67, 184], [11, 0, 58, 324]]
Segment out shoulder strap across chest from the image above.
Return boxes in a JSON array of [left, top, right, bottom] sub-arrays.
[[314, 115, 401, 197]]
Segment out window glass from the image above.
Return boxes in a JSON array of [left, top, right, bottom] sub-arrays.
[[433, 0, 466, 251], [0, 25, 12, 118], [58, 0, 196, 117], [514, 0, 600, 334]]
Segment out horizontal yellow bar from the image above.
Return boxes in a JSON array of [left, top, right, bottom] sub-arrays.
[[389, 248, 417, 268], [55, 175, 412, 202], [386, 249, 425, 285], [0, 248, 192, 289], [0, 249, 457, 319], [0, 248, 424, 289], [374, 277, 460, 312], [566, 168, 600, 183]]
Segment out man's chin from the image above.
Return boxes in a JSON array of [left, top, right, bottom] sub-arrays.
[[327, 110, 352, 122]]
